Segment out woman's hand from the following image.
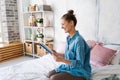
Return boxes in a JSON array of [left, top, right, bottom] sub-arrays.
[[52, 50, 71, 64], [52, 50, 64, 62]]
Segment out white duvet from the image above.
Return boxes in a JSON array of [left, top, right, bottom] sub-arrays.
[[0, 54, 120, 80], [91, 65, 120, 80], [0, 54, 62, 80]]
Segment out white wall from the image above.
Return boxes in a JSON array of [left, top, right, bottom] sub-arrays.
[[67, 0, 97, 40], [18, 0, 120, 50], [0, 3, 1, 32], [98, 0, 120, 44], [18, 0, 100, 49]]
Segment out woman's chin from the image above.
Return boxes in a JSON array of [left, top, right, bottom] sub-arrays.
[[63, 30, 68, 33], [64, 30, 67, 32]]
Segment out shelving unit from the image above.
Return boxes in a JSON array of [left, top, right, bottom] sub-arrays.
[[22, 4, 54, 58]]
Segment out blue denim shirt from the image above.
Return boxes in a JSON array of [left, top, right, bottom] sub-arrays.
[[55, 31, 91, 80]]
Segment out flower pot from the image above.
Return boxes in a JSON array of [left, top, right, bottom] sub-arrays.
[[37, 23, 43, 27], [37, 38, 42, 42]]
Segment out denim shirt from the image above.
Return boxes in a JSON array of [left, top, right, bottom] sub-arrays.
[[55, 31, 91, 80]]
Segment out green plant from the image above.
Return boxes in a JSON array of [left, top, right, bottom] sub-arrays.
[[36, 18, 43, 24], [35, 33, 44, 39], [35, 28, 44, 39]]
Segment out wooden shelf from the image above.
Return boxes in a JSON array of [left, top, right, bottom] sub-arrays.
[[24, 26, 53, 29], [22, 4, 54, 57], [23, 11, 52, 14]]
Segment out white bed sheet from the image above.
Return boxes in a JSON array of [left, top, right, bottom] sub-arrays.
[[0, 54, 62, 80], [91, 65, 120, 80], [0, 54, 120, 80]]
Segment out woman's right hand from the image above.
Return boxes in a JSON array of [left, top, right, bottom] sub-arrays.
[[52, 50, 64, 62], [52, 50, 58, 57]]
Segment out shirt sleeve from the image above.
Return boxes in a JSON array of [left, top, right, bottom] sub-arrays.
[[70, 41, 85, 68]]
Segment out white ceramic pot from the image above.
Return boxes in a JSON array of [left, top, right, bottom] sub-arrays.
[[37, 38, 42, 42], [37, 23, 43, 27]]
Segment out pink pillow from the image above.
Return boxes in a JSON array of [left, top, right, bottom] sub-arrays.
[[90, 44, 117, 67], [87, 40, 103, 49]]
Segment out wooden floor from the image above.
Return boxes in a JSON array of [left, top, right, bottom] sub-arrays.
[[0, 55, 34, 68]]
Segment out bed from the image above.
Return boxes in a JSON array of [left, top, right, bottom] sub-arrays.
[[0, 54, 120, 80], [91, 65, 120, 80], [0, 54, 60, 80], [0, 41, 120, 80]]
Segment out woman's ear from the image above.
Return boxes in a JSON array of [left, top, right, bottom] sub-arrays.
[[70, 20, 74, 26]]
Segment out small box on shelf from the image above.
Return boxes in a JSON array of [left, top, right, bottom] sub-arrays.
[[28, 5, 36, 12], [40, 5, 52, 11], [24, 42, 32, 54], [28, 4, 52, 12], [35, 43, 53, 57], [46, 43, 53, 50], [36, 44, 45, 57]]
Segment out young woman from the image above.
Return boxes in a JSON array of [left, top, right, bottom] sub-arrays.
[[48, 10, 91, 80]]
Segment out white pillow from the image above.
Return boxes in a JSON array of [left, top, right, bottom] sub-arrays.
[[103, 45, 120, 65], [103, 45, 120, 50], [110, 50, 120, 65]]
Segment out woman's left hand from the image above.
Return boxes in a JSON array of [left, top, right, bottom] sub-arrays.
[[52, 50, 71, 64]]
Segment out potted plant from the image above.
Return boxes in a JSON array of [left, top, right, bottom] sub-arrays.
[[36, 18, 43, 27], [35, 28, 44, 42], [36, 33, 44, 42]]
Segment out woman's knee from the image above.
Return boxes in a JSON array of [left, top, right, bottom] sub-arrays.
[[50, 75, 59, 80], [47, 70, 56, 78]]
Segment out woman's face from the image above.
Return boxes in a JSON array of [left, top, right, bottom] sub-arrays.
[[61, 19, 73, 33]]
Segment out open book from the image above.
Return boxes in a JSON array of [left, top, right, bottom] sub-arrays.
[[39, 43, 53, 54]]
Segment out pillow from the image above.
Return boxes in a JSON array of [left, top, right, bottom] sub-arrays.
[[103, 45, 120, 50], [87, 40, 103, 49], [90, 44, 117, 67], [103, 45, 120, 65], [110, 50, 120, 65]]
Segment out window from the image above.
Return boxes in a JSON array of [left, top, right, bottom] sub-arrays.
[[0, 26, 2, 42], [0, 4, 2, 42]]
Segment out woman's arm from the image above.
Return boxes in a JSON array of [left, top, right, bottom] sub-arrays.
[[61, 59, 71, 64], [57, 53, 64, 58]]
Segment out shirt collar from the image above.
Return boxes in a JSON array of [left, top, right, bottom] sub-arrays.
[[67, 31, 79, 41]]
